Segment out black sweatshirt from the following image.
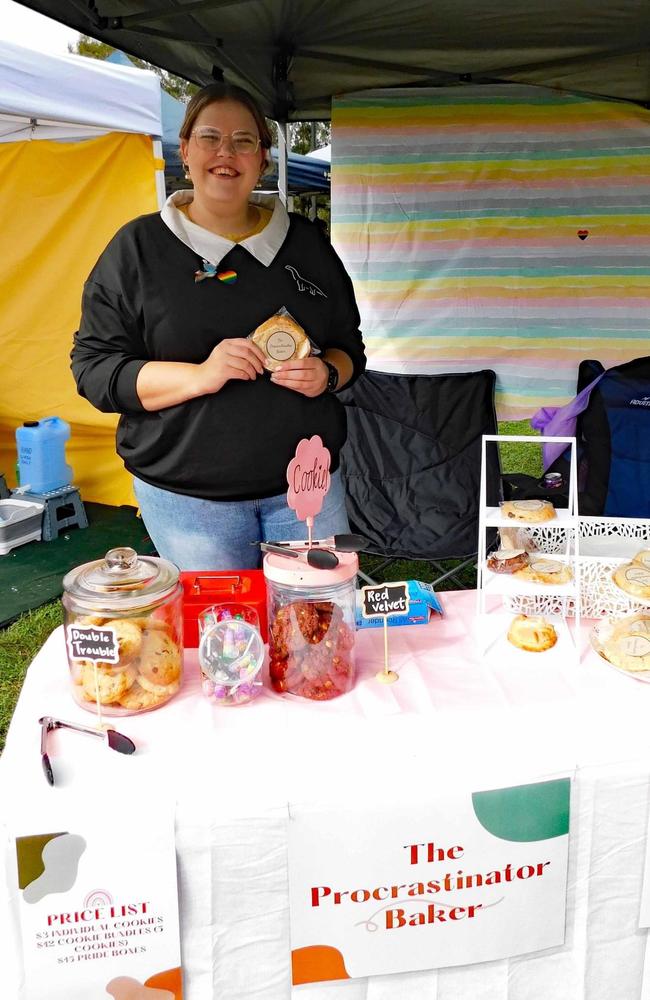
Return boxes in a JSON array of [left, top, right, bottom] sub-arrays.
[[71, 211, 366, 501]]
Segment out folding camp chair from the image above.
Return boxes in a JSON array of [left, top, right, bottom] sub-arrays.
[[337, 369, 499, 587]]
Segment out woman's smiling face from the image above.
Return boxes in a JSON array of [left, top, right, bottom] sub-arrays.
[[180, 98, 265, 210]]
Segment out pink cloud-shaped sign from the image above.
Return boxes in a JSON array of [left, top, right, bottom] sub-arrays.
[[286, 435, 331, 522]]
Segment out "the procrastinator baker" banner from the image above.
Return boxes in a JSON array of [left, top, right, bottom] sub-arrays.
[[288, 778, 570, 984]]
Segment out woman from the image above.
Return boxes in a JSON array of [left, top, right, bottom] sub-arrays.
[[71, 83, 366, 570]]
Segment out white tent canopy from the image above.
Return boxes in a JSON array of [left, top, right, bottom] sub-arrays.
[[306, 144, 331, 162], [0, 40, 162, 142], [0, 39, 164, 507]]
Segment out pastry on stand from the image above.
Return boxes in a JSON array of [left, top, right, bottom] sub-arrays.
[[612, 562, 650, 600], [500, 499, 557, 523], [486, 549, 530, 574], [507, 614, 558, 652]]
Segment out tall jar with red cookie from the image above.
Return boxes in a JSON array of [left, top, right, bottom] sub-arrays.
[[264, 550, 357, 700], [62, 547, 183, 716]]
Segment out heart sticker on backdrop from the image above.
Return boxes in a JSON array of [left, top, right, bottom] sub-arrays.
[[577, 230, 589, 240]]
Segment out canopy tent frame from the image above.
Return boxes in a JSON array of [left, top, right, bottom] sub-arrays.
[[17, 0, 650, 198], [15, 0, 650, 121]]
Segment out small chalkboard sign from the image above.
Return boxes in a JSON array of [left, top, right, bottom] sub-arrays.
[[66, 625, 119, 664], [360, 582, 409, 684], [361, 582, 409, 620]]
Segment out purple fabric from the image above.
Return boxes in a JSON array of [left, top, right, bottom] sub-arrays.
[[530, 373, 606, 469]]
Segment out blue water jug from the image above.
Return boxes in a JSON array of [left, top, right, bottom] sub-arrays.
[[16, 417, 73, 494]]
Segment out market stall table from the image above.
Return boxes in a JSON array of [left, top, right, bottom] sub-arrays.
[[3, 590, 650, 999]]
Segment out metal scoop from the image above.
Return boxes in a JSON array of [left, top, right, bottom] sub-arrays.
[[259, 542, 339, 569], [39, 716, 135, 786]]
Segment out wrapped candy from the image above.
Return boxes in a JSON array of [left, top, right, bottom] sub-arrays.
[[198, 609, 264, 706]]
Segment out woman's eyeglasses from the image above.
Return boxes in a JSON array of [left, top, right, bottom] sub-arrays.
[[191, 128, 261, 154]]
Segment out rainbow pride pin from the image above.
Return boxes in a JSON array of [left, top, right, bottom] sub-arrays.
[[217, 269, 238, 284]]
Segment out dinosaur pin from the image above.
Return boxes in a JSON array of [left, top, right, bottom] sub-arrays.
[[285, 265, 327, 297]]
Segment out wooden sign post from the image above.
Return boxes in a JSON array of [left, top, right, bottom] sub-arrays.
[[360, 582, 409, 684]]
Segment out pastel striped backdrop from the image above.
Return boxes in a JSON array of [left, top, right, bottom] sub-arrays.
[[330, 86, 650, 419]]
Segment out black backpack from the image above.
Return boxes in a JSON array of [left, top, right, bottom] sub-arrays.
[[570, 356, 650, 516]]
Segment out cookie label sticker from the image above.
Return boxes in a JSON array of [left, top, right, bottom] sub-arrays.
[[513, 500, 545, 510], [266, 329, 297, 361], [619, 635, 650, 658], [531, 560, 562, 573], [625, 566, 650, 584], [66, 625, 119, 664]]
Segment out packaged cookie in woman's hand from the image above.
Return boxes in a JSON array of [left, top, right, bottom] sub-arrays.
[[249, 307, 314, 371]]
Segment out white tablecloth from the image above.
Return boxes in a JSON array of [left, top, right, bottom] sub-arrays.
[[3, 590, 650, 999]]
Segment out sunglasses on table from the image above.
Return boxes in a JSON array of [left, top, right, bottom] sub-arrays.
[[191, 128, 261, 154]]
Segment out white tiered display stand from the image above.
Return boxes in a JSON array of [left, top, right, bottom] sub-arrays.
[[476, 435, 580, 663]]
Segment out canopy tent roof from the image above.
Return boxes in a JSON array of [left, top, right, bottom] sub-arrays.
[[106, 48, 183, 147], [15, 0, 650, 120], [0, 39, 161, 141], [264, 146, 329, 193], [306, 144, 331, 162]]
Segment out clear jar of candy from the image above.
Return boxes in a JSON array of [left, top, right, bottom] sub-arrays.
[[264, 551, 357, 700], [62, 547, 183, 716], [198, 604, 265, 706]]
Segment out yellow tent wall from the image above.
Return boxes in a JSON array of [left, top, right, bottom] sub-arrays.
[[0, 131, 159, 506]]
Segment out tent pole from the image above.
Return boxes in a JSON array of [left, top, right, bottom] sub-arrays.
[[153, 138, 166, 209], [277, 121, 288, 207]]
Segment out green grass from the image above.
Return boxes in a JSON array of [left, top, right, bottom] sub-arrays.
[[0, 602, 63, 752], [0, 421, 540, 751], [499, 419, 541, 477]]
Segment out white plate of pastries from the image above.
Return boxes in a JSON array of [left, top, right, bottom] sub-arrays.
[[591, 610, 650, 682]]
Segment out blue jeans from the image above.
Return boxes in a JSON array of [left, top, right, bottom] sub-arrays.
[[132, 470, 351, 570]]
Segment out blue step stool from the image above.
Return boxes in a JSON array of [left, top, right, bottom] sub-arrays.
[[22, 485, 88, 541]]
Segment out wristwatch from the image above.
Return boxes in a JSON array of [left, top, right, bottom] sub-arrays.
[[324, 360, 340, 393]]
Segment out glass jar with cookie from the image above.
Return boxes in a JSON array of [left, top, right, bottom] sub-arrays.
[[62, 547, 183, 716]]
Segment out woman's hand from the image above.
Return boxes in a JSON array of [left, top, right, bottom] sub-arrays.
[[197, 338, 267, 394], [136, 339, 266, 411], [270, 357, 330, 397]]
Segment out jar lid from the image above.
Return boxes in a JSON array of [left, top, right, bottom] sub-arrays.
[[198, 618, 264, 686], [62, 547, 179, 611], [263, 549, 358, 587]]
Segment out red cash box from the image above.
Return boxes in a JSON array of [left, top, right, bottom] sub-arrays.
[[180, 570, 268, 647]]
